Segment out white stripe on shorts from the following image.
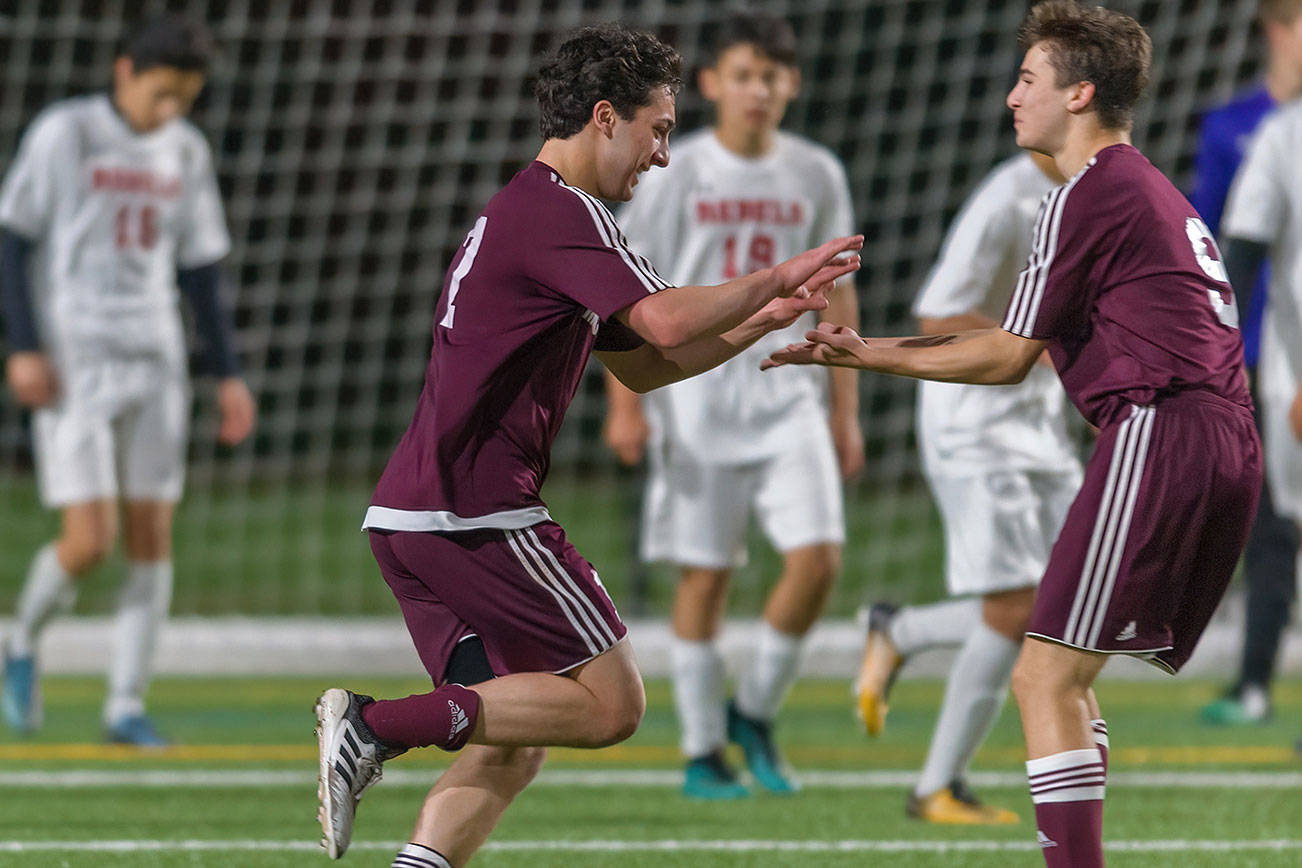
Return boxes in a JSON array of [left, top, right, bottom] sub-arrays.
[[1064, 405, 1156, 648], [521, 527, 618, 647], [505, 531, 599, 656]]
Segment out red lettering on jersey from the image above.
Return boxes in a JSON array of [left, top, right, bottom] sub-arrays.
[[694, 198, 805, 226], [92, 167, 181, 198]]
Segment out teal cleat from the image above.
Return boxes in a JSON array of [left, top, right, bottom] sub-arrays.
[[683, 751, 750, 800], [727, 701, 798, 794], [105, 715, 170, 747], [1, 645, 41, 734], [1199, 686, 1270, 726]]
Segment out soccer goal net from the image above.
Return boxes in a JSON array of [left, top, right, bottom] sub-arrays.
[[0, 1, 1264, 617]]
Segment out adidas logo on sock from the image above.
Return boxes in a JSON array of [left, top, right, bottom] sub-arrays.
[[1114, 621, 1138, 642], [448, 699, 469, 737], [1036, 830, 1058, 849]]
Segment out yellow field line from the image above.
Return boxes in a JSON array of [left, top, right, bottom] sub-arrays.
[[0, 743, 1295, 765]]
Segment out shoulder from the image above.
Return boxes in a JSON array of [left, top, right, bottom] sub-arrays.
[[777, 131, 847, 180], [497, 163, 616, 239], [1254, 99, 1302, 146], [20, 98, 86, 144]]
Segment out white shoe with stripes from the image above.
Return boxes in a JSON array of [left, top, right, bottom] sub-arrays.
[[315, 688, 405, 859]]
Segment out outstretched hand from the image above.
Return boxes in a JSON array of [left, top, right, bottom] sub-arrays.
[[761, 322, 869, 370], [772, 235, 863, 298]]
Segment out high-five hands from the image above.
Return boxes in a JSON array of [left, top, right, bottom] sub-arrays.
[[762, 322, 869, 370], [773, 235, 863, 298]]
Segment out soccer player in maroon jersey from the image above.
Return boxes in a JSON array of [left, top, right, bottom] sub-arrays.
[[311, 24, 862, 866], [766, 4, 1260, 865]]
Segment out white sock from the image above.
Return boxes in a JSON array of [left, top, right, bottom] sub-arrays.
[[104, 560, 172, 724], [889, 597, 980, 657], [393, 842, 453, 868], [734, 620, 804, 722], [9, 543, 76, 657], [914, 620, 1019, 796], [670, 637, 727, 758]]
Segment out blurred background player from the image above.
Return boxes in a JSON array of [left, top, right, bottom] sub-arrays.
[[1220, 61, 1302, 752], [602, 12, 862, 798], [855, 150, 1083, 824], [1191, 0, 1302, 727], [314, 23, 862, 863], [0, 14, 256, 746], [766, 4, 1260, 863]]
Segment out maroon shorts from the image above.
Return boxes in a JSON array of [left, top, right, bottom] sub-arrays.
[[369, 521, 627, 685], [1028, 393, 1261, 673]]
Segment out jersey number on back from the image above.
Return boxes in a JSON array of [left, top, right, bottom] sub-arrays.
[[1185, 217, 1238, 329], [440, 215, 487, 329]]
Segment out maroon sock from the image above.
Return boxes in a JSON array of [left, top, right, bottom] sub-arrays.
[[1090, 719, 1109, 775], [1026, 748, 1106, 868], [361, 684, 480, 751]]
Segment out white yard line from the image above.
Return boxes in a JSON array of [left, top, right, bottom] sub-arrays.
[[0, 768, 1299, 788], [1, 839, 1300, 854]]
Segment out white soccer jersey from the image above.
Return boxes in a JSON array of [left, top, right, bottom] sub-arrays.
[[1223, 100, 1302, 380], [913, 154, 1079, 476], [1223, 101, 1302, 520], [0, 94, 230, 373], [618, 129, 854, 464]]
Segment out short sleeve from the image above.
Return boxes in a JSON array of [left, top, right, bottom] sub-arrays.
[[1221, 118, 1288, 247], [1002, 183, 1092, 340], [532, 185, 672, 321], [915, 172, 1020, 319], [811, 154, 855, 243], [176, 135, 231, 268], [0, 110, 76, 240]]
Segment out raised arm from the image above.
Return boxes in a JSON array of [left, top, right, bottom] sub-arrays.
[[614, 234, 862, 349], [600, 285, 833, 394], [764, 322, 1045, 386]]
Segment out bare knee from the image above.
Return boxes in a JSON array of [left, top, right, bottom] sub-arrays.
[[595, 685, 645, 747], [467, 745, 548, 795], [57, 510, 118, 575], [983, 587, 1035, 641]]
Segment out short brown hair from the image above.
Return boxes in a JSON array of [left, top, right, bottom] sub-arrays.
[[1018, 2, 1152, 131], [1260, 0, 1302, 24]]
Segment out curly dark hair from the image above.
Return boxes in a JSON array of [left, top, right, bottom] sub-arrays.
[[535, 23, 682, 141], [1018, 2, 1151, 131]]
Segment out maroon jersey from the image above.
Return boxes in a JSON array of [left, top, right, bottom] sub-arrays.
[[365, 161, 668, 531], [1002, 144, 1251, 428]]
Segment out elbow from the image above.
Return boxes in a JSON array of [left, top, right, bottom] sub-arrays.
[[630, 303, 693, 349]]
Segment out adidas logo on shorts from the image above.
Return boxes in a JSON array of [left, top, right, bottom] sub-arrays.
[[448, 699, 469, 738], [1114, 621, 1138, 642], [1037, 830, 1058, 849]]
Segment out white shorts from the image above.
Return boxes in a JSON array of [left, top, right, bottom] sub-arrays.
[[639, 427, 845, 569], [32, 359, 190, 507], [926, 467, 1081, 596]]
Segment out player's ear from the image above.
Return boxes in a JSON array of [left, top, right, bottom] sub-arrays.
[[784, 66, 801, 99], [591, 99, 618, 138], [113, 56, 135, 87], [698, 65, 721, 102], [1065, 80, 1095, 116]]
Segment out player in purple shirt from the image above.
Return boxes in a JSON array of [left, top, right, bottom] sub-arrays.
[[765, 4, 1260, 866], [312, 24, 862, 866]]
